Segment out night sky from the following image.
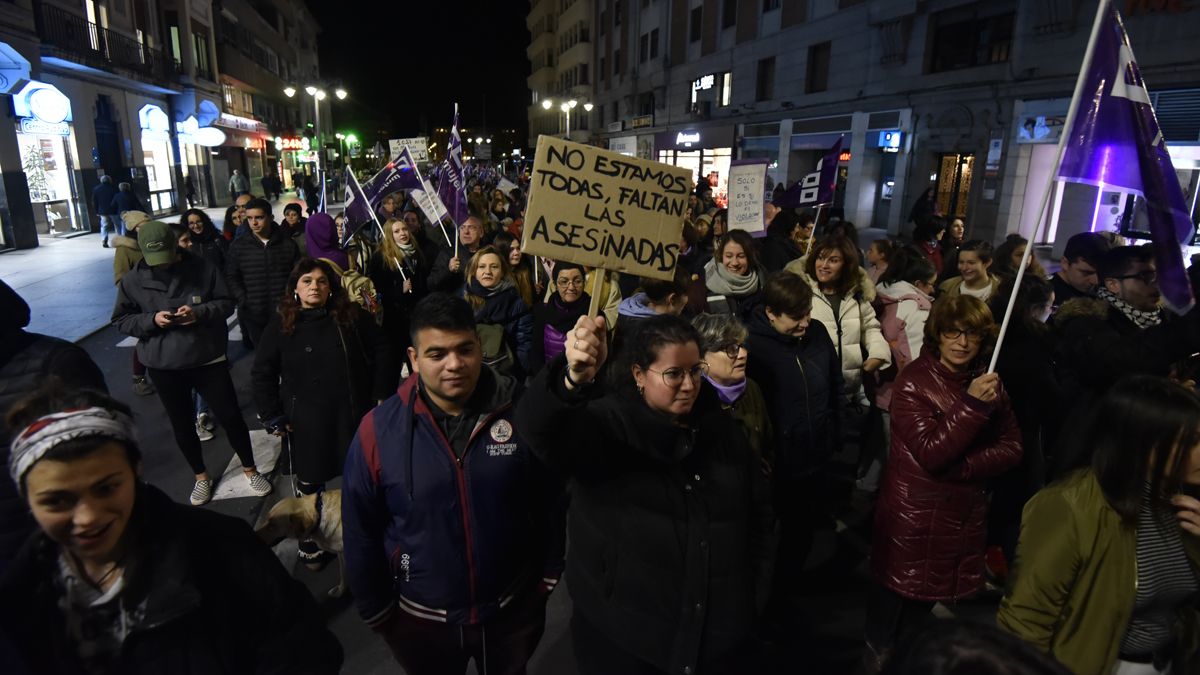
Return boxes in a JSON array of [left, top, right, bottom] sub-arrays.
[[309, 2, 533, 145]]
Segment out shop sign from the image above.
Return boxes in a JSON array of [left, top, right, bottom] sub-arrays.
[[177, 115, 226, 147], [607, 121, 623, 132], [693, 74, 716, 92], [839, 150, 852, 162], [276, 137, 309, 151], [14, 81, 72, 123], [139, 104, 171, 142], [1017, 116, 1064, 144], [631, 114, 654, 129], [522, 135, 690, 281], [676, 131, 701, 147], [217, 112, 264, 132], [19, 117, 68, 136], [608, 136, 636, 157]]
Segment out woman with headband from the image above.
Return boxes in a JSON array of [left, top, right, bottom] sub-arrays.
[[0, 387, 343, 674]]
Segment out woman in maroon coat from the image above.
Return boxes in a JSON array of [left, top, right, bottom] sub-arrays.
[[864, 295, 1022, 669]]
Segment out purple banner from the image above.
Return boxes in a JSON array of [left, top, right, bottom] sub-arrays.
[[342, 167, 373, 235], [435, 104, 469, 226], [775, 136, 842, 209], [1057, 0, 1194, 313]]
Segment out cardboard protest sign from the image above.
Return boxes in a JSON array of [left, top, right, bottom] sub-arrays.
[[727, 159, 770, 234], [389, 137, 428, 163], [522, 136, 690, 281]]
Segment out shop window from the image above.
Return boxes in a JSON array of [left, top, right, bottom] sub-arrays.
[[19, 129, 83, 235], [756, 57, 775, 102], [929, 8, 1014, 72], [722, 0, 737, 28], [806, 41, 831, 93], [690, 7, 702, 42]]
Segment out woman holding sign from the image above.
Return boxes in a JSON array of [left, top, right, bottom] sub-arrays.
[[461, 245, 533, 376], [516, 313, 775, 675], [704, 230, 765, 320]]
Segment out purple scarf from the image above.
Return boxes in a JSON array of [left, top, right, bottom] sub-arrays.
[[703, 375, 746, 406], [305, 213, 348, 270]]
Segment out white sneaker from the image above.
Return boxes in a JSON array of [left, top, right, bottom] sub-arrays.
[[190, 479, 214, 506], [195, 421, 214, 442], [197, 412, 215, 431], [246, 472, 273, 497]]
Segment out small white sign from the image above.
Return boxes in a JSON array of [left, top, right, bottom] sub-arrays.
[[726, 161, 770, 234], [389, 137, 429, 163]]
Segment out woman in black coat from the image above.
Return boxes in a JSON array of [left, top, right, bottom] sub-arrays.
[[252, 258, 391, 565], [528, 261, 590, 375], [182, 208, 227, 271], [367, 217, 430, 371], [516, 313, 775, 675], [0, 387, 342, 675], [461, 246, 533, 375]]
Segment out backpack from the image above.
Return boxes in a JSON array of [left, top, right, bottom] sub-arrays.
[[319, 257, 380, 317], [476, 322, 515, 375]]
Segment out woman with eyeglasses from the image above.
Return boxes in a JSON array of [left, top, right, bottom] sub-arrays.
[[865, 295, 1022, 670], [529, 261, 591, 375], [516, 313, 775, 675], [693, 313, 772, 474]]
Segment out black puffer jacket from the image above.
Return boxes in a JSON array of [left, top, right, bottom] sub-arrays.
[[0, 282, 107, 571], [111, 250, 235, 370], [225, 226, 301, 318], [0, 484, 342, 675], [745, 306, 843, 475], [515, 358, 775, 674]]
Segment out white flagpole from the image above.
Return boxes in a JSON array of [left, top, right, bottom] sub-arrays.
[[349, 168, 387, 240], [988, 0, 1109, 374]]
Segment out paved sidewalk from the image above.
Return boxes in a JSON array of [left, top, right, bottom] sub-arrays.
[[0, 193, 321, 343]]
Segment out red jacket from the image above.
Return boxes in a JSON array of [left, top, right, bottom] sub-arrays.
[[871, 351, 1021, 601]]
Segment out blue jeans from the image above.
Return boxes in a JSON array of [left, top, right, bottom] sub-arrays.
[[193, 390, 210, 418], [99, 214, 121, 239]]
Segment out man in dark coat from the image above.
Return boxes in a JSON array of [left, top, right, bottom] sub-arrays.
[[0, 281, 107, 571], [1049, 231, 1111, 312], [225, 198, 301, 347], [110, 182, 146, 218], [1053, 245, 1200, 473], [428, 217, 484, 293], [92, 175, 120, 247]]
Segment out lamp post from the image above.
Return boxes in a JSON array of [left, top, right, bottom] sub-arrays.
[[540, 97, 593, 139], [285, 84, 346, 209]]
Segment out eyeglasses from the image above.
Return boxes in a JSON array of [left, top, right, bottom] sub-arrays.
[[717, 342, 746, 360], [940, 329, 985, 342], [556, 278, 584, 288], [646, 363, 709, 388], [1114, 270, 1157, 284]]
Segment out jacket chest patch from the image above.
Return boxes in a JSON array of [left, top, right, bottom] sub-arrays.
[[486, 419, 517, 456]]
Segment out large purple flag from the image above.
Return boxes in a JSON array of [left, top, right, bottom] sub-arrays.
[[1057, 1, 1195, 313], [776, 136, 843, 209], [436, 104, 468, 226], [342, 167, 373, 238]]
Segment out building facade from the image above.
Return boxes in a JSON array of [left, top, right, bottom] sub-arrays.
[[527, 0, 597, 144], [538, 0, 1200, 253]]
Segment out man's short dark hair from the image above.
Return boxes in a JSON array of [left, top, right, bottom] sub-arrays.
[[1062, 232, 1111, 267], [245, 197, 272, 215], [763, 271, 813, 318], [409, 293, 477, 346], [641, 266, 691, 304], [1098, 245, 1154, 282]]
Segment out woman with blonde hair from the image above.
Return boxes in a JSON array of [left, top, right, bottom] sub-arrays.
[[369, 217, 429, 369], [461, 245, 533, 375]]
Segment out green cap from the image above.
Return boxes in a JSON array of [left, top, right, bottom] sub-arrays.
[[137, 221, 176, 266]]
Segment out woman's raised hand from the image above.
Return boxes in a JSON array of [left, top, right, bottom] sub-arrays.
[[564, 314, 608, 389]]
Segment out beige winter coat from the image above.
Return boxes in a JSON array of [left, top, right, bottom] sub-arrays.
[[783, 257, 891, 398]]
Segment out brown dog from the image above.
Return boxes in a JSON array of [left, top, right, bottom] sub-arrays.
[[255, 489, 345, 597]]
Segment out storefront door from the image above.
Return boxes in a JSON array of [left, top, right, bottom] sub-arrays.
[[936, 153, 975, 220], [17, 129, 83, 236]]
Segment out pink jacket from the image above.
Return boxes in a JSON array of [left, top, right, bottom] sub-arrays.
[[872, 281, 932, 410]]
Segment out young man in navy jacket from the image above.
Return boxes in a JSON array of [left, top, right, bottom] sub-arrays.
[[343, 292, 565, 674]]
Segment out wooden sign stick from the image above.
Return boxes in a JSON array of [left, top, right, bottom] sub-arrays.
[[587, 268, 606, 319]]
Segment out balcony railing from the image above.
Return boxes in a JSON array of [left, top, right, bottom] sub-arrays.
[[35, 2, 172, 81]]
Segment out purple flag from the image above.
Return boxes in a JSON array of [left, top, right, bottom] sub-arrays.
[[776, 136, 842, 209], [436, 104, 469, 226], [342, 167, 373, 235], [1056, 1, 1195, 314]]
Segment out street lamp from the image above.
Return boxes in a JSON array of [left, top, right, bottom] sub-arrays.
[[335, 88, 347, 100], [285, 83, 348, 207], [541, 97, 592, 138]]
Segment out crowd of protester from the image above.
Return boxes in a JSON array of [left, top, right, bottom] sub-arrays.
[[0, 171, 1198, 675]]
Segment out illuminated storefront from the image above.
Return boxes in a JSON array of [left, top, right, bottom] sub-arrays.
[[655, 126, 735, 208], [13, 81, 85, 236], [138, 104, 176, 213]]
